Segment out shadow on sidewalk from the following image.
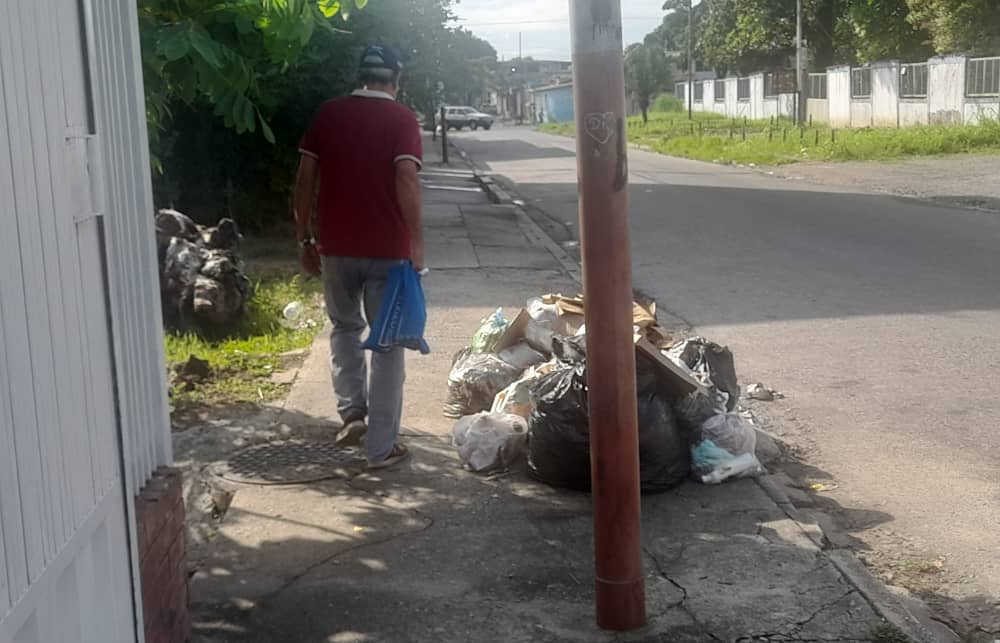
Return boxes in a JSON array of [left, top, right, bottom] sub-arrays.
[[187, 403, 907, 643]]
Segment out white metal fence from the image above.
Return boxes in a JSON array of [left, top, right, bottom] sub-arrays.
[[966, 56, 1000, 97], [680, 54, 1000, 127]]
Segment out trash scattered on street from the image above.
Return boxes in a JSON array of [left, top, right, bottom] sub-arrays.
[[667, 337, 740, 411], [497, 342, 546, 370], [810, 483, 839, 492], [691, 412, 765, 484], [452, 412, 528, 472], [747, 382, 782, 401], [283, 301, 304, 321], [471, 308, 508, 353], [443, 349, 522, 418], [156, 209, 251, 332], [446, 293, 768, 487]]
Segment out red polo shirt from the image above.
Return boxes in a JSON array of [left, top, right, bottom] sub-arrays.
[[299, 90, 422, 258]]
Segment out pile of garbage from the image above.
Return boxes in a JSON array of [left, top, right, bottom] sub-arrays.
[[156, 209, 251, 333], [447, 294, 767, 489]]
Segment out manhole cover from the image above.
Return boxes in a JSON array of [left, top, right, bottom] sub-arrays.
[[213, 441, 365, 485]]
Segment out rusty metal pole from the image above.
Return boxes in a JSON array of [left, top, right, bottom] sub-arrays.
[[569, 0, 645, 631]]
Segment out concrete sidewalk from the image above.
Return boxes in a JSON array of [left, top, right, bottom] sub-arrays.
[[186, 137, 953, 643]]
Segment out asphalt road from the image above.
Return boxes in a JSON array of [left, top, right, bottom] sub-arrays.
[[450, 126, 1000, 624]]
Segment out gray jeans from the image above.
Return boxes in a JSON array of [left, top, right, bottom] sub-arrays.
[[321, 256, 405, 462]]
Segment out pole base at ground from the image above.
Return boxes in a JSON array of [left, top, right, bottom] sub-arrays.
[[596, 577, 647, 630]]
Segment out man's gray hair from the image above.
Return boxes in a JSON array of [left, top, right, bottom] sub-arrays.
[[360, 67, 399, 86]]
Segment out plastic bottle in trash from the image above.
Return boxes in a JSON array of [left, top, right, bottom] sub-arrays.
[[282, 301, 304, 321]]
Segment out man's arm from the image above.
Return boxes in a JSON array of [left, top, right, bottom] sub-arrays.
[[395, 159, 424, 270], [294, 153, 321, 276]]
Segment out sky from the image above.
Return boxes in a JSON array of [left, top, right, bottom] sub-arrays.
[[451, 0, 668, 62]]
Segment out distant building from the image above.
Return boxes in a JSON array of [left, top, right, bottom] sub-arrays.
[[533, 82, 575, 123], [487, 59, 573, 120]]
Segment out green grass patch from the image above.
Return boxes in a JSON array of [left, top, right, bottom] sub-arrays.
[[164, 239, 325, 416], [540, 109, 1000, 165]]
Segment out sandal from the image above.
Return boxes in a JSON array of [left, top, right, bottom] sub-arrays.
[[366, 443, 410, 470]]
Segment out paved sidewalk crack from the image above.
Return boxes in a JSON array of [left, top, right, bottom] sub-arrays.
[[643, 545, 688, 606]]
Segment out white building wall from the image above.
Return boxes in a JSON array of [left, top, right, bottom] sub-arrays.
[[964, 100, 1000, 124], [807, 99, 830, 124], [724, 78, 738, 116], [676, 54, 997, 128], [871, 61, 899, 127], [0, 0, 171, 640], [851, 101, 873, 127], [828, 66, 851, 127], [899, 101, 930, 126], [928, 55, 965, 124], [750, 74, 764, 120]]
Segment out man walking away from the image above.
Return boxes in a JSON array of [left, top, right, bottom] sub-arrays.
[[293, 44, 424, 470]]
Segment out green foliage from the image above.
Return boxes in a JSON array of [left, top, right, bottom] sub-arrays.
[[164, 257, 325, 410], [846, 0, 933, 63], [145, 0, 495, 230], [625, 43, 672, 122], [645, 0, 996, 78], [140, 0, 369, 158], [543, 110, 1000, 166], [637, 117, 1000, 166], [906, 0, 1000, 55], [653, 93, 684, 113]]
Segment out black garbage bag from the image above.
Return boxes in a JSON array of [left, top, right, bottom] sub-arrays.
[[551, 334, 587, 363], [527, 364, 591, 491], [527, 363, 690, 493], [667, 337, 739, 411], [672, 391, 726, 435], [637, 392, 691, 493]]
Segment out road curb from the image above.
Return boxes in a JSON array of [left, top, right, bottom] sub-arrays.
[[755, 476, 960, 643]]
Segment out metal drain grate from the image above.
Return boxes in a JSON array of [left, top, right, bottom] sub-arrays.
[[213, 440, 365, 485]]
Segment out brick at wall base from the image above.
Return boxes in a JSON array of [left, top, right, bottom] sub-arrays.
[[136, 467, 190, 643]]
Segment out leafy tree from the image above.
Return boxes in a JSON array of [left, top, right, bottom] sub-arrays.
[[145, 0, 494, 229], [139, 0, 370, 161], [844, 0, 933, 63], [905, 0, 1000, 54], [625, 43, 672, 123]]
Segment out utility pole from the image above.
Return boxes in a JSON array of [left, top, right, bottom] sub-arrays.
[[796, 0, 806, 124], [687, 0, 694, 120], [569, 0, 645, 632], [518, 32, 525, 125]]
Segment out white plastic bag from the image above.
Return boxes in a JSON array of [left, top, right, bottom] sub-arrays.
[[451, 413, 528, 472], [691, 412, 764, 484]]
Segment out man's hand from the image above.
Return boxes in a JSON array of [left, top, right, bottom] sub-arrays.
[[411, 238, 425, 272], [299, 245, 321, 277]]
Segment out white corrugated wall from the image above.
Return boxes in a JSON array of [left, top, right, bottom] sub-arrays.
[[1, 1, 172, 641]]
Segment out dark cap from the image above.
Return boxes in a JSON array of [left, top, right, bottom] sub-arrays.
[[359, 44, 403, 73]]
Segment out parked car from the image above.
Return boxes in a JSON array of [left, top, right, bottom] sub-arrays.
[[443, 106, 494, 130]]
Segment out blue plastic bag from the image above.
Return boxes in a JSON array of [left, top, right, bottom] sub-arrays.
[[362, 262, 431, 354]]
